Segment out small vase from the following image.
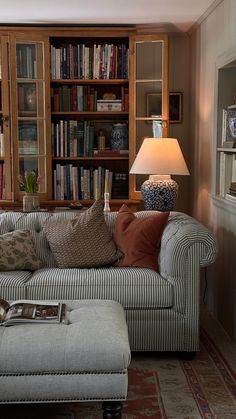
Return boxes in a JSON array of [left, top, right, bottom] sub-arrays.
[[110, 123, 128, 150], [23, 193, 40, 212], [25, 88, 36, 112], [229, 117, 236, 138]]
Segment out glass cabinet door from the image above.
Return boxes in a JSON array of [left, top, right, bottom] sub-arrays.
[[0, 35, 12, 201], [129, 35, 169, 199], [10, 34, 51, 201]]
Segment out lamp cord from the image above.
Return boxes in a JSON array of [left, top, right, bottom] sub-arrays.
[[203, 267, 207, 304]]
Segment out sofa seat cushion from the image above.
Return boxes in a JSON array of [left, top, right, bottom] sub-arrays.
[[0, 300, 130, 375], [26, 267, 173, 309], [0, 271, 31, 300]]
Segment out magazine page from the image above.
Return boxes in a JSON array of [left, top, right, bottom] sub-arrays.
[[1, 300, 65, 326], [0, 298, 10, 322]]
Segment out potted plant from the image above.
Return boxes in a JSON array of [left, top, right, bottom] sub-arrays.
[[18, 171, 42, 212]]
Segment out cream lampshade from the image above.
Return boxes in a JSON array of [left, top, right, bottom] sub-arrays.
[[130, 137, 190, 211]]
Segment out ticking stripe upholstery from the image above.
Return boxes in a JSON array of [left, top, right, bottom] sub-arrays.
[[0, 271, 31, 300], [0, 300, 130, 403], [0, 211, 218, 352], [26, 267, 173, 309]]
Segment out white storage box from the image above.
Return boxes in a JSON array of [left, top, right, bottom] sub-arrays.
[[97, 100, 122, 111]]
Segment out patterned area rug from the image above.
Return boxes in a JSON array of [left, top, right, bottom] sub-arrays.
[[1, 308, 236, 419]]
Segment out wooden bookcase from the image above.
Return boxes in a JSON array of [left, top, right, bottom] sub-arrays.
[[216, 56, 236, 205], [0, 27, 168, 210]]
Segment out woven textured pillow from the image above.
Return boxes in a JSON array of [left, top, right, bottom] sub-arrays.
[[0, 230, 42, 271], [113, 204, 169, 271], [43, 200, 121, 268]]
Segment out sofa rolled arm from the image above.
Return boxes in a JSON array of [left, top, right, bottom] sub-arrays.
[[159, 212, 218, 281]]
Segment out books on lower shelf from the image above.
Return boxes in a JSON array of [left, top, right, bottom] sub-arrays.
[[0, 299, 66, 327], [51, 120, 95, 157], [225, 182, 236, 203], [51, 120, 129, 158], [228, 182, 236, 196], [53, 163, 129, 200]]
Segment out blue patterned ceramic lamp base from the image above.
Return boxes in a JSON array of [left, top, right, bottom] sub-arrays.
[[141, 175, 179, 211]]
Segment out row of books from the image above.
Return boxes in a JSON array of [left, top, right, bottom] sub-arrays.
[[51, 120, 95, 157], [53, 164, 128, 200], [51, 120, 129, 158], [50, 43, 129, 80], [51, 85, 128, 112], [16, 44, 36, 79], [228, 182, 236, 197], [225, 182, 236, 203]]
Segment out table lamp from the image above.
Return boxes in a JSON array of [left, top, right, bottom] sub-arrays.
[[130, 137, 190, 211]]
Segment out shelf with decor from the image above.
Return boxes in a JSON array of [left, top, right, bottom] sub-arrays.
[[0, 27, 169, 210], [217, 147, 236, 199], [215, 56, 236, 204], [50, 35, 130, 203]]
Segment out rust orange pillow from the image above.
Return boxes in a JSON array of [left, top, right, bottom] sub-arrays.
[[113, 204, 169, 271]]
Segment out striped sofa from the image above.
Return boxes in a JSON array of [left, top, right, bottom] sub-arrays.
[[0, 210, 218, 352]]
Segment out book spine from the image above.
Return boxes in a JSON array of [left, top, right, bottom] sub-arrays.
[[93, 149, 128, 155], [222, 109, 227, 146]]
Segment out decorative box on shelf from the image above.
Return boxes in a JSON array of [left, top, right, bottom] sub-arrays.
[[97, 100, 122, 112]]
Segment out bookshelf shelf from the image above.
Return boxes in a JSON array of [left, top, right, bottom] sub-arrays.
[[51, 112, 129, 116], [51, 79, 129, 85], [217, 147, 236, 153], [52, 156, 129, 161]]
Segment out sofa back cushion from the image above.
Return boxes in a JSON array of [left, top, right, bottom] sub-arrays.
[[0, 209, 169, 268]]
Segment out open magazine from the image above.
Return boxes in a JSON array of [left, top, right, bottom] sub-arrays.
[[0, 299, 66, 326]]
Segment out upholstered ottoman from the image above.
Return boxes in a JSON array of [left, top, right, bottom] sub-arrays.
[[0, 300, 131, 418]]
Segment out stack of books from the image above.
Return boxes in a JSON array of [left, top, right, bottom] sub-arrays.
[[225, 182, 236, 202], [229, 182, 236, 196], [111, 172, 129, 199]]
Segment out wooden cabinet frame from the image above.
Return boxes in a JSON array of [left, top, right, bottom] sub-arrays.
[[129, 34, 169, 200], [0, 27, 169, 209]]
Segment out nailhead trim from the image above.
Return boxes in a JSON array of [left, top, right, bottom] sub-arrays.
[[0, 370, 127, 376], [0, 395, 127, 403]]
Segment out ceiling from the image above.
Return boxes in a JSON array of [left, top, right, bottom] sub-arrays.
[[1, 0, 218, 32]]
